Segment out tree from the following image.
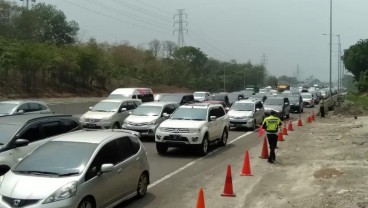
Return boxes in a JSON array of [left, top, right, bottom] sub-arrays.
[[162, 40, 176, 59], [343, 39, 368, 79], [173, 46, 207, 73], [265, 75, 278, 87], [149, 39, 161, 58]]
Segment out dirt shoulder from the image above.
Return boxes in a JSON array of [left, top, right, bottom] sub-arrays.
[[244, 112, 368, 208]]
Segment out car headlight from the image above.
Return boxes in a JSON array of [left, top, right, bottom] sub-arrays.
[[158, 127, 165, 132], [79, 116, 85, 123], [189, 128, 201, 133], [100, 118, 111, 124], [43, 181, 77, 204], [149, 119, 157, 125]]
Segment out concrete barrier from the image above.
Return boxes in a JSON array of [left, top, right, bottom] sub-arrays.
[[48, 101, 99, 115]]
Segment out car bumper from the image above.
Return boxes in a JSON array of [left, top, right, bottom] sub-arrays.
[[0, 195, 77, 208], [155, 132, 202, 146], [122, 124, 157, 136], [229, 118, 254, 128], [290, 105, 301, 112]]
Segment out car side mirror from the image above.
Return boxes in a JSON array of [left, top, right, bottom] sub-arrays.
[[225, 107, 230, 111], [17, 110, 25, 114], [100, 164, 114, 174], [210, 116, 217, 121], [163, 113, 170, 118], [14, 139, 29, 148], [89, 106, 93, 111], [120, 108, 127, 112], [285, 102, 289, 106]]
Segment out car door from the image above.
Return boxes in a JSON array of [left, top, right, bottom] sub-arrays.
[[115, 137, 140, 197], [215, 107, 226, 137], [207, 107, 218, 140], [84, 140, 122, 207], [254, 101, 263, 124], [118, 101, 132, 124], [284, 98, 290, 115]]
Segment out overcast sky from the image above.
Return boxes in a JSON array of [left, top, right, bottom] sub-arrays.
[[17, 0, 368, 82]]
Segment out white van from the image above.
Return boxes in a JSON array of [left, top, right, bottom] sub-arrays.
[[108, 88, 154, 102]]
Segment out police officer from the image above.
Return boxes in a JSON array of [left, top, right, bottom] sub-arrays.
[[320, 97, 325, 118], [262, 110, 282, 163]]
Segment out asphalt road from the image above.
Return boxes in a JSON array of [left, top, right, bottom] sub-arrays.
[[48, 100, 317, 208]]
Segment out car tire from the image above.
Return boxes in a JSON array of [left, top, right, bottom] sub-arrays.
[[112, 122, 120, 129], [198, 134, 209, 156], [136, 172, 149, 198], [286, 113, 290, 119], [156, 143, 168, 154], [78, 197, 96, 208], [219, 128, 228, 146], [251, 121, 256, 131]]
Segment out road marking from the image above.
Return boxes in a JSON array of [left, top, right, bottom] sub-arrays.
[[148, 131, 253, 189]]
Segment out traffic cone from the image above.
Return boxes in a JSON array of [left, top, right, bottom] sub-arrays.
[[221, 165, 236, 197], [297, 114, 303, 126], [196, 188, 205, 208], [278, 130, 284, 141], [311, 110, 315, 121], [307, 112, 311, 123], [240, 151, 253, 176], [288, 120, 294, 131], [282, 122, 288, 135], [259, 137, 269, 159]]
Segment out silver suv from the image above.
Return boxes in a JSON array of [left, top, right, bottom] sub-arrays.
[[228, 99, 265, 130], [79, 99, 141, 129], [155, 103, 230, 156], [122, 102, 179, 137]]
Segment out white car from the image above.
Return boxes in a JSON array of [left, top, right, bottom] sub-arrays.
[[228, 99, 265, 130], [0, 100, 52, 117], [0, 129, 149, 208], [193, 91, 211, 102], [122, 102, 179, 137], [301, 93, 315, 108], [155, 103, 229, 156], [79, 99, 141, 129]]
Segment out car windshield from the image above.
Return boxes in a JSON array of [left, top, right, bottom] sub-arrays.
[[159, 95, 182, 103], [193, 92, 206, 98], [13, 141, 97, 176], [264, 98, 283, 105], [0, 103, 17, 115], [170, 108, 207, 121], [0, 123, 20, 145], [210, 95, 226, 101], [231, 103, 254, 111], [132, 106, 162, 116], [91, 101, 121, 112], [108, 94, 130, 99], [288, 97, 300, 103], [301, 94, 312, 99]]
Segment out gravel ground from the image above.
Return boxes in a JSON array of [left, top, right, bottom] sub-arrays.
[[244, 112, 368, 208]]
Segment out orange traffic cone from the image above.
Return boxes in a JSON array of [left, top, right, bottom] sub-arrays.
[[311, 110, 315, 121], [307, 112, 312, 123], [278, 130, 284, 141], [259, 137, 269, 159], [240, 151, 253, 176], [297, 114, 303, 126], [221, 165, 236, 197], [282, 122, 288, 135], [196, 188, 205, 208], [288, 120, 294, 131]]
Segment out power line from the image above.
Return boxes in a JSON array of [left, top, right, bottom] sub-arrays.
[[131, 0, 172, 17], [85, 0, 172, 31], [112, 0, 172, 23], [173, 9, 187, 47], [64, 0, 167, 34]]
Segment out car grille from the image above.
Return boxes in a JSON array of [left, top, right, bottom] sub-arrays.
[[163, 135, 190, 142], [2, 196, 40, 207], [85, 118, 102, 123], [230, 121, 247, 124], [164, 128, 189, 133], [127, 122, 149, 126]]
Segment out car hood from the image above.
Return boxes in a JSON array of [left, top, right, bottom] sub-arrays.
[[159, 120, 207, 129], [0, 171, 79, 199], [82, 111, 115, 119], [228, 110, 253, 117], [263, 105, 283, 112], [125, 115, 159, 123]]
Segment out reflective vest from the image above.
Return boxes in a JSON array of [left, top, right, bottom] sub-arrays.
[[262, 115, 281, 133]]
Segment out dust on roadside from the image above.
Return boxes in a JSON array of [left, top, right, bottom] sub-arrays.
[[245, 105, 368, 208]]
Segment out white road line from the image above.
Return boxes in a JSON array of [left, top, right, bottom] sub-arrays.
[[148, 131, 253, 189]]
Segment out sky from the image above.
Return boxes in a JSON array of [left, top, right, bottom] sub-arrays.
[[15, 0, 368, 82]]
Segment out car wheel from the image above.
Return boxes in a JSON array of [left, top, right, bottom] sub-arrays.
[[112, 123, 120, 129], [78, 197, 95, 208], [156, 143, 168, 154], [286, 113, 290, 119], [251, 121, 256, 131], [219, 128, 228, 146], [136, 172, 149, 198], [198, 134, 209, 156]]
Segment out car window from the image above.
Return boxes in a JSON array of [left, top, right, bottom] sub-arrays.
[[29, 103, 41, 111], [19, 124, 41, 142], [61, 119, 80, 132], [129, 136, 140, 154], [134, 101, 142, 107], [256, 102, 263, 109], [116, 137, 136, 161], [128, 101, 137, 110], [216, 107, 226, 117], [40, 121, 62, 139], [209, 108, 216, 120], [17, 103, 30, 113], [39, 104, 48, 110], [163, 105, 176, 114]]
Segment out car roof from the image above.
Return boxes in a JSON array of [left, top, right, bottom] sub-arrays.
[[141, 102, 177, 106], [100, 99, 141, 103], [0, 100, 47, 105], [0, 114, 73, 126], [181, 102, 222, 109], [51, 129, 138, 144], [236, 99, 259, 104]]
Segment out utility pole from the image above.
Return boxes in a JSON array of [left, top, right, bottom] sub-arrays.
[[296, 64, 300, 81], [20, 0, 36, 10], [173, 9, 188, 47], [329, 0, 333, 97], [337, 35, 341, 92], [260, 53, 268, 66]]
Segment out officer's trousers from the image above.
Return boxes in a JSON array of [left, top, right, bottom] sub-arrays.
[[267, 133, 278, 162], [320, 106, 325, 117]]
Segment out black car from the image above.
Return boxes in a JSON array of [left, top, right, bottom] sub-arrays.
[[228, 91, 245, 106], [288, 95, 304, 113], [263, 97, 291, 120], [158, 93, 194, 105], [209, 93, 230, 106], [0, 114, 82, 175], [248, 93, 267, 103]]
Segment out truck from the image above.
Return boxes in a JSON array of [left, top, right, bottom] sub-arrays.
[[277, 83, 290, 92]]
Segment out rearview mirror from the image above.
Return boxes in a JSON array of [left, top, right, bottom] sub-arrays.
[[100, 164, 114, 174], [163, 113, 170, 118], [14, 139, 29, 148], [210, 116, 217, 121], [120, 108, 127, 112], [16, 110, 25, 114]]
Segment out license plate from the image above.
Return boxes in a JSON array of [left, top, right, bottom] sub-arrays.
[[86, 123, 97, 128], [169, 135, 182, 140]]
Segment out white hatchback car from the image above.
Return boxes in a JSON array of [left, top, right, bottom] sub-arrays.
[[0, 129, 149, 208], [228, 99, 265, 130]]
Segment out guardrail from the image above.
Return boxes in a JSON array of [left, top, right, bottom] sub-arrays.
[[318, 94, 341, 115]]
